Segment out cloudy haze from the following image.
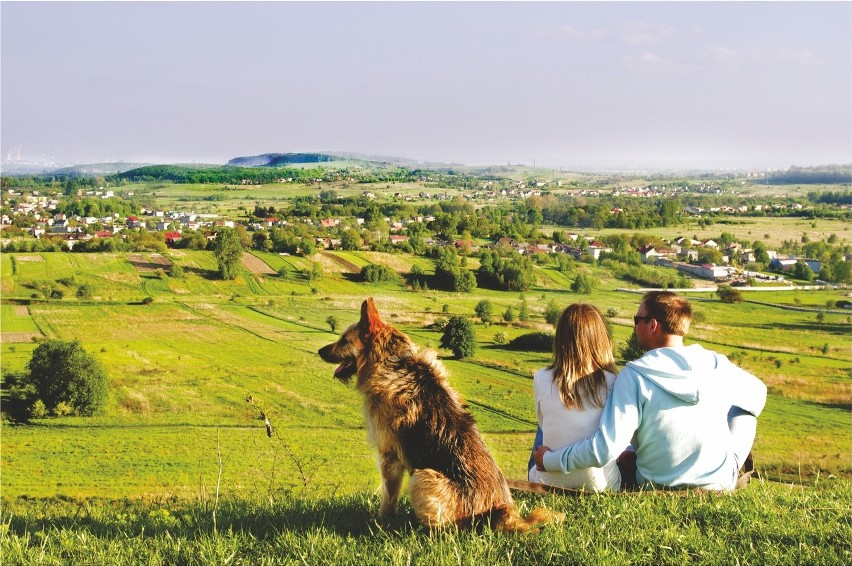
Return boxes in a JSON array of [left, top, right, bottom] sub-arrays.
[[2, 1, 850, 170]]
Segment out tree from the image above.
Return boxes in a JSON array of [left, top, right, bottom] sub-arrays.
[[619, 332, 645, 363], [571, 273, 595, 294], [544, 300, 561, 325], [474, 300, 493, 324], [326, 316, 339, 332], [716, 285, 744, 303], [818, 264, 834, 282], [340, 228, 362, 251], [307, 262, 323, 282], [434, 247, 477, 293], [26, 339, 108, 416], [440, 316, 476, 359], [518, 298, 530, 322], [833, 259, 852, 284], [792, 261, 815, 282], [213, 227, 243, 280], [299, 237, 316, 257], [697, 247, 723, 265]]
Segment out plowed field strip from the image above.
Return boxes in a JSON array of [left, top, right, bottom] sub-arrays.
[[1, 332, 42, 343], [241, 252, 276, 275], [319, 251, 361, 273]]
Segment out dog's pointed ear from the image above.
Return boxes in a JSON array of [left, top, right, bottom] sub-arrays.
[[360, 297, 384, 338]]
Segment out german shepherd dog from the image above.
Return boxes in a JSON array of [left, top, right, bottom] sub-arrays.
[[318, 298, 563, 531]]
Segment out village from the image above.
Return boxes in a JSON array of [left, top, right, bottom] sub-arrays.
[[2, 182, 831, 287]]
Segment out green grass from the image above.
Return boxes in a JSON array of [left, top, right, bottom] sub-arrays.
[[2, 481, 849, 565], [0, 304, 39, 333], [1, 249, 849, 501]]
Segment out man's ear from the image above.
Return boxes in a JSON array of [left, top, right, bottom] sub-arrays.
[[648, 317, 661, 334], [359, 297, 384, 338]]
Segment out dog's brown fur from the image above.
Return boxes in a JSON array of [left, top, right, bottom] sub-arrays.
[[318, 298, 564, 531]]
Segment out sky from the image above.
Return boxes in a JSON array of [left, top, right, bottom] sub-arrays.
[[2, 1, 851, 171]]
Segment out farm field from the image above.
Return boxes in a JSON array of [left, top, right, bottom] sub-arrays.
[[553, 216, 852, 250], [1, 249, 850, 503]]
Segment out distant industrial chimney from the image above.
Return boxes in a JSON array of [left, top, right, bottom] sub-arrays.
[[6, 145, 22, 161]]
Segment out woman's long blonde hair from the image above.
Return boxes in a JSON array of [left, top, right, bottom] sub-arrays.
[[548, 303, 617, 410]]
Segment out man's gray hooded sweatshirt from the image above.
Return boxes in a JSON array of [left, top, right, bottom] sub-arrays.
[[543, 344, 767, 490]]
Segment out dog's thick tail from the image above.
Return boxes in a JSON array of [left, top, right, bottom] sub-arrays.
[[490, 505, 565, 533]]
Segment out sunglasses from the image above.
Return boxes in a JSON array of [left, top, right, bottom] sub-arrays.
[[633, 315, 655, 326]]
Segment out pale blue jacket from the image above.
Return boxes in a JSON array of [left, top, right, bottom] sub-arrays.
[[542, 344, 767, 490]]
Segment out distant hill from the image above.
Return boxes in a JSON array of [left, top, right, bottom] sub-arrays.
[[766, 164, 852, 184], [1, 162, 153, 177], [226, 151, 456, 168], [50, 163, 154, 176], [227, 153, 342, 167]]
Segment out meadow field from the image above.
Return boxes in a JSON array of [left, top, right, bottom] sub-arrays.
[[1, 246, 850, 563]]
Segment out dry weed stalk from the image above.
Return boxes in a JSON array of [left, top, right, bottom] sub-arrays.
[[245, 393, 323, 491]]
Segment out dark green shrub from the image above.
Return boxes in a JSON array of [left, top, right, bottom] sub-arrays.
[[76, 284, 93, 299], [361, 263, 398, 283], [716, 285, 743, 303], [505, 332, 553, 352]]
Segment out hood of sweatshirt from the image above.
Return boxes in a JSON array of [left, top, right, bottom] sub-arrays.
[[625, 345, 720, 404]]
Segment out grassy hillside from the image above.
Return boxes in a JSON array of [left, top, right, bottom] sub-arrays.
[[2, 249, 849, 501], [1, 248, 850, 564]]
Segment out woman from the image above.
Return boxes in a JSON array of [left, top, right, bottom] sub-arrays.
[[527, 303, 622, 491]]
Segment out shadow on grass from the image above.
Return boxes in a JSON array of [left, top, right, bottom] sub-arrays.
[[726, 321, 851, 336], [801, 398, 852, 412], [182, 267, 220, 280], [5, 495, 423, 540]]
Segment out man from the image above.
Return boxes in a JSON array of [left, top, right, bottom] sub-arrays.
[[533, 291, 767, 490]]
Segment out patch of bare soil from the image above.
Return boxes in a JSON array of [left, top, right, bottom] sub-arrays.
[[149, 254, 173, 268], [241, 252, 276, 275], [14, 305, 29, 316], [129, 254, 170, 272], [15, 256, 44, 262], [1, 332, 42, 343]]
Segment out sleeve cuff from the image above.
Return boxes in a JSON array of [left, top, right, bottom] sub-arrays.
[[542, 449, 565, 473]]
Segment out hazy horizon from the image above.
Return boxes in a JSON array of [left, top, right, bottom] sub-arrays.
[[2, 2, 851, 171]]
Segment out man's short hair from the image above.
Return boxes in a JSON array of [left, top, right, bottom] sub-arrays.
[[641, 291, 692, 336]]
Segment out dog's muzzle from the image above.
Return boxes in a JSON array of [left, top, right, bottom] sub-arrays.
[[318, 344, 357, 383]]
